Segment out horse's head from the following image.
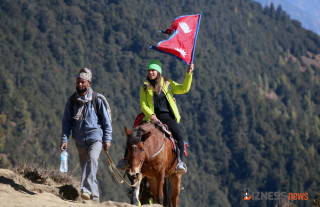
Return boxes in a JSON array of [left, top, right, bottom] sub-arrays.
[[125, 127, 151, 178]]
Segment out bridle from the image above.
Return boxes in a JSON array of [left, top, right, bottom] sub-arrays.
[[133, 132, 166, 175], [104, 130, 166, 187]]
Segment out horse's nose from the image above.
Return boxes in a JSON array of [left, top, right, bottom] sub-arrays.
[[133, 173, 140, 179], [128, 170, 140, 178]]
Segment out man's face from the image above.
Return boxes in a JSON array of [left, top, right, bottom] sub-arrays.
[[76, 78, 91, 91]]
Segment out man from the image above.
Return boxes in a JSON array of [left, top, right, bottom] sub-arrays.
[[60, 68, 112, 202]]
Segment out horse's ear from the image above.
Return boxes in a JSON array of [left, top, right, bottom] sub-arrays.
[[141, 131, 151, 142], [124, 127, 131, 137]]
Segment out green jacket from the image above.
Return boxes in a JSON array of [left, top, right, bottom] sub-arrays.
[[140, 72, 193, 123]]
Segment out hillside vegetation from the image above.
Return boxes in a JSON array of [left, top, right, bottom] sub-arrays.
[[1, 0, 320, 206]]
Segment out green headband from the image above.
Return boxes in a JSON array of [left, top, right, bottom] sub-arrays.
[[147, 59, 162, 74]]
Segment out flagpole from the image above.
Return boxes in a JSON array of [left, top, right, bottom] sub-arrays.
[[191, 12, 202, 64]]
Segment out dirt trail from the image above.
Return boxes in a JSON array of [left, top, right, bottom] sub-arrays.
[[0, 168, 161, 207]]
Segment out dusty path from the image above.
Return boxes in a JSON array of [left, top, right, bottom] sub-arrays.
[[0, 168, 161, 207]]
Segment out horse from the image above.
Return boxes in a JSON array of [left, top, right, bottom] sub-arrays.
[[125, 122, 182, 207]]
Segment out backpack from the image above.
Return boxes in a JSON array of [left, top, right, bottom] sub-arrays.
[[70, 91, 112, 123]]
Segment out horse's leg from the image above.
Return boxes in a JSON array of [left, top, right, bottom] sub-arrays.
[[147, 177, 158, 203], [157, 173, 166, 205], [132, 184, 140, 205], [131, 174, 142, 206], [140, 177, 153, 205], [169, 173, 182, 207], [163, 177, 173, 207], [127, 173, 137, 205]]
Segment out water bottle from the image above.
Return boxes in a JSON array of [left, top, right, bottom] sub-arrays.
[[60, 150, 68, 172]]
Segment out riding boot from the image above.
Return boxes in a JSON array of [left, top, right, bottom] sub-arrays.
[[175, 148, 187, 174], [116, 149, 128, 171]]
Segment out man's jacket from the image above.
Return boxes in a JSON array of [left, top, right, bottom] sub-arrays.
[[61, 93, 112, 144]]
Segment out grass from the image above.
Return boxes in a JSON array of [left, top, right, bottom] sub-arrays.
[[12, 163, 80, 200], [13, 163, 73, 184]]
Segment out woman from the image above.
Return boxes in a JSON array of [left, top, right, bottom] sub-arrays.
[[140, 59, 194, 174]]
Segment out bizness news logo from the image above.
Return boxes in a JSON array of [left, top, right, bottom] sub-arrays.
[[243, 188, 308, 201]]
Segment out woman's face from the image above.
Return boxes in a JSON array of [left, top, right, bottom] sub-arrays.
[[147, 69, 158, 80]]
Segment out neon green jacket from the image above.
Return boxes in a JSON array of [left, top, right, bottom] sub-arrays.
[[140, 72, 193, 123]]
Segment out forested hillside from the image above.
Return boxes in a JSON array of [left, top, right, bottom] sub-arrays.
[[1, 0, 320, 206]]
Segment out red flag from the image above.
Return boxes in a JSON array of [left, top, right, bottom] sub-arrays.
[[151, 13, 202, 65]]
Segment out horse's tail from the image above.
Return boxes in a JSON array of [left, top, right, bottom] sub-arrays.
[[163, 177, 173, 207]]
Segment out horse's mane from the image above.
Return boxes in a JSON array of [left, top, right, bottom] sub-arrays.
[[127, 127, 146, 146], [127, 122, 165, 146]]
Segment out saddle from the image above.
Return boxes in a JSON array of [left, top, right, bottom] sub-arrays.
[[133, 113, 188, 157]]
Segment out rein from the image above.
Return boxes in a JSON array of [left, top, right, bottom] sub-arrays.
[[148, 133, 166, 159], [106, 125, 166, 187], [104, 150, 141, 187]]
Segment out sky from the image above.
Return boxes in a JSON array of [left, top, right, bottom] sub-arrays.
[[254, 0, 320, 35]]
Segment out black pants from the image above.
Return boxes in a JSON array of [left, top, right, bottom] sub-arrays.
[[157, 112, 185, 161]]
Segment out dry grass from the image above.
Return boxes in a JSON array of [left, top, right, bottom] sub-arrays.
[[13, 163, 73, 184], [11, 163, 80, 200]]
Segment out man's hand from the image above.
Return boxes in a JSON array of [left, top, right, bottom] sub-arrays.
[[60, 142, 68, 151], [103, 142, 111, 151], [187, 64, 194, 74]]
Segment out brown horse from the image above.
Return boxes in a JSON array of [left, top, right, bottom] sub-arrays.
[[125, 122, 182, 207]]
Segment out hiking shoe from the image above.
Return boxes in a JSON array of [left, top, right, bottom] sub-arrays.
[[176, 162, 187, 174], [116, 158, 128, 171], [81, 192, 90, 200], [92, 195, 100, 203]]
